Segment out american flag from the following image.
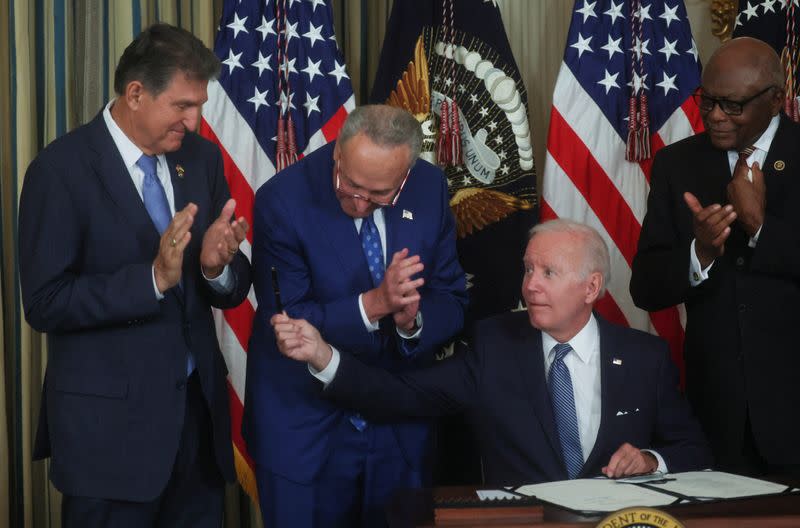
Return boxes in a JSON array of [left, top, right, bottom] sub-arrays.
[[541, 0, 703, 373], [200, 0, 355, 500]]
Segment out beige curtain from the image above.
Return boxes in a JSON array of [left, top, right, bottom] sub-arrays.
[[1, 1, 723, 526]]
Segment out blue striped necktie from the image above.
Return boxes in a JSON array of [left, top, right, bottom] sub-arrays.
[[548, 343, 583, 479]]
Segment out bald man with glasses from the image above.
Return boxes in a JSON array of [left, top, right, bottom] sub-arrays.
[[243, 105, 467, 528], [632, 37, 800, 477]]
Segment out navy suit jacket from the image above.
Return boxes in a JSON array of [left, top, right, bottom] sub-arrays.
[[18, 111, 251, 501], [631, 115, 800, 467], [324, 311, 712, 486], [243, 141, 467, 483]]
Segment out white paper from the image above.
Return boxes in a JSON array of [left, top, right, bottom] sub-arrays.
[[515, 479, 675, 512], [650, 471, 788, 500], [476, 489, 523, 501]]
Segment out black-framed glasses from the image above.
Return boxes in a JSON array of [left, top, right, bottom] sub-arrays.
[[335, 160, 409, 207], [692, 85, 776, 116]]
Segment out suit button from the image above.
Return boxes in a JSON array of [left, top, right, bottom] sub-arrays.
[[176, 380, 186, 390], [736, 257, 745, 267], [738, 304, 746, 313]]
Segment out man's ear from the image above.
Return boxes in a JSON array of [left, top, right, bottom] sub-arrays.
[[124, 80, 146, 110], [585, 271, 603, 304]]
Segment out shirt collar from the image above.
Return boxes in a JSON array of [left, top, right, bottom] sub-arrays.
[[730, 114, 780, 156], [102, 99, 149, 171], [541, 313, 599, 365]]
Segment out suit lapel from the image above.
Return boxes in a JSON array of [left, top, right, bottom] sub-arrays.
[[582, 317, 626, 474], [515, 324, 563, 467], [312, 160, 373, 288], [86, 114, 160, 254], [164, 153, 187, 307], [763, 116, 795, 207]]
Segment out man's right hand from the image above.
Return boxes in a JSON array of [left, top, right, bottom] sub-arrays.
[[153, 203, 197, 293], [363, 248, 425, 322], [271, 313, 333, 371], [683, 192, 736, 268]]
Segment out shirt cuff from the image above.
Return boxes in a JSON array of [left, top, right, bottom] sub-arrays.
[[358, 293, 380, 332], [641, 449, 668, 474], [308, 345, 340, 387], [748, 225, 763, 248], [203, 264, 234, 294], [689, 239, 714, 286], [152, 266, 165, 300], [396, 311, 423, 340]]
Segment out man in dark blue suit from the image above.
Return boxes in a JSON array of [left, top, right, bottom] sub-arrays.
[[18, 24, 251, 527], [244, 105, 467, 527], [274, 219, 711, 486]]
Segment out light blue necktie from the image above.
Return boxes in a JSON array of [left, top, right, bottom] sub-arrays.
[[360, 213, 385, 287], [136, 155, 171, 235], [136, 154, 195, 376], [347, 214, 386, 432], [548, 343, 583, 479]]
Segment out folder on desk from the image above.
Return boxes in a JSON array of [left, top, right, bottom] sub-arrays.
[[513, 471, 799, 515]]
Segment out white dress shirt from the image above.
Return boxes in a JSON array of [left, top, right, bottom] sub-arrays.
[[102, 100, 233, 297], [689, 114, 780, 285]]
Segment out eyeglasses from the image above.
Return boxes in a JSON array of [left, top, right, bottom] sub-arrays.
[[335, 160, 409, 207], [692, 85, 776, 116]]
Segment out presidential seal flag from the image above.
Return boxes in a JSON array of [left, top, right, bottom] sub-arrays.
[[542, 0, 703, 376], [200, 0, 355, 501], [371, 0, 538, 322]]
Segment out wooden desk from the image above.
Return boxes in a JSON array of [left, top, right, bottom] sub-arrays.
[[387, 484, 800, 527]]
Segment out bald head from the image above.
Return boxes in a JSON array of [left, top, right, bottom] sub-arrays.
[[700, 37, 784, 151], [704, 37, 783, 89]]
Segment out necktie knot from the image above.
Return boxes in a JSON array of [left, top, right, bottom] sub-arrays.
[[552, 343, 572, 363], [136, 154, 158, 176], [738, 145, 756, 160]]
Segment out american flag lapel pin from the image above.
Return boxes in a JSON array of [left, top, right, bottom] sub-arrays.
[[402, 209, 413, 220], [612, 358, 622, 365], [175, 164, 185, 178]]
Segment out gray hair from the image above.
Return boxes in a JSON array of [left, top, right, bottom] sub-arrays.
[[337, 105, 423, 165], [530, 219, 611, 295]]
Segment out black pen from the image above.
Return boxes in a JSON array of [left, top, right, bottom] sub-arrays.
[[271, 266, 283, 313]]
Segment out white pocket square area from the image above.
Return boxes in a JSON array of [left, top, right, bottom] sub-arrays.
[[615, 408, 640, 416]]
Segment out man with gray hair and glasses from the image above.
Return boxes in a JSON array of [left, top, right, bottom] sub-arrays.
[[273, 219, 711, 490], [243, 104, 467, 527], [632, 37, 800, 477]]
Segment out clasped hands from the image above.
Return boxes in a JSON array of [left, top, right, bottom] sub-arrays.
[[153, 198, 249, 293], [683, 160, 765, 268], [362, 248, 425, 333]]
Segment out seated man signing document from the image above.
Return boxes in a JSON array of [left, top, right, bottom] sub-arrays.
[[274, 219, 712, 485]]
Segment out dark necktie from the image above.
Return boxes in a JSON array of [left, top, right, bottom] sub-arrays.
[[735, 145, 756, 175], [136, 154, 171, 234], [548, 343, 583, 479]]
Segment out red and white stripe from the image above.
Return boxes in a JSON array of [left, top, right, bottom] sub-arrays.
[[200, 79, 354, 500], [542, 63, 703, 377]]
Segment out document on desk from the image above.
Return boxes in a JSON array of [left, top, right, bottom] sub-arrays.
[[645, 471, 791, 500], [514, 472, 794, 513], [514, 479, 675, 513]]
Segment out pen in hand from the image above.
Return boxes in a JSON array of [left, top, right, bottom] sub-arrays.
[[271, 266, 284, 313]]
